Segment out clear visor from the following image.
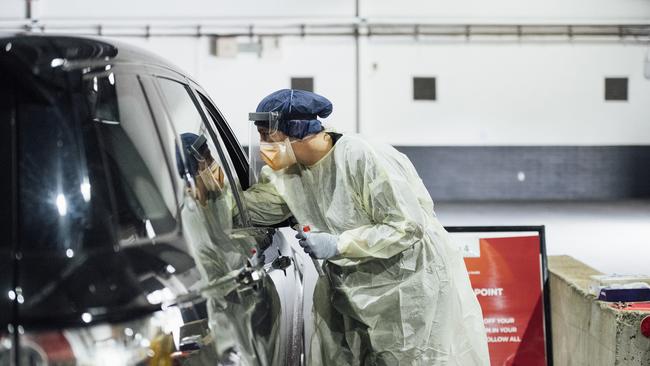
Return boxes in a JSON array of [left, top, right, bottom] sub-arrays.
[[248, 111, 281, 136], [248, 124, 298, 185], [248, 111, 280, 185]]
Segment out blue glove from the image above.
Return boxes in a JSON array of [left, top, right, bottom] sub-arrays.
[[295, 231, 339, 259]]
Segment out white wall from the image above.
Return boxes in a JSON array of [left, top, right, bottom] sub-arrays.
[[197, 37, 357, 141], [5, 0, 649, 22], [361, 39, 650, 145], [0, 0, 24, 19], [18, 0, 354, 19], [112, 36, 357, 142]]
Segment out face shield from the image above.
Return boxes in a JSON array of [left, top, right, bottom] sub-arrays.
[[248, 111, 281, 137], [248, 112, 297, 185]]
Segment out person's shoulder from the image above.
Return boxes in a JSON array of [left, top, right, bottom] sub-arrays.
[[334, 135, 394, 174], [336, 134, 400, 160], [335, 134, 375, 155], [336, 135, 414, 173]]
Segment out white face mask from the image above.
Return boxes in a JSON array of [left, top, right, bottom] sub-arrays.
[[260, 138, 297, 171]]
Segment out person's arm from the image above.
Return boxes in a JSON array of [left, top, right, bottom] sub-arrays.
[[242, 168, 293, 226], [337, 143, 428, 259]]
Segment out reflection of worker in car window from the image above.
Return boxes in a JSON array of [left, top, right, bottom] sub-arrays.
[[175, 133, 262, 365], [175, 133, 244, 279], [181, 133, 225, 205]]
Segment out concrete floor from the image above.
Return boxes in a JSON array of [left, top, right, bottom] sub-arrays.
[[434, 200, 650, 275]]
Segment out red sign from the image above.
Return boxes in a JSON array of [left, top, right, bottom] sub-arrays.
[[463, 235, 547, 366]]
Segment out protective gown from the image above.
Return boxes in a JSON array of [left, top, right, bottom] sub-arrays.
[[244, 134, 490, 366]]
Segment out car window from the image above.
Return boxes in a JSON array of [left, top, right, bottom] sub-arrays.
[[16, 69, 178, 254], [86, 72, 178, 244], [149, 76, 284, 366], [1, 62, 194, 328], [154, 77, 258, 280]]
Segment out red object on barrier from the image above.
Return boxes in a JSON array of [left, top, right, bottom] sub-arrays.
[[463, 235, 547, 366], [641, 316, 650, 338]]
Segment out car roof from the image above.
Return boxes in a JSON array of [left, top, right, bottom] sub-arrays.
[[1, 33, 186, 77]]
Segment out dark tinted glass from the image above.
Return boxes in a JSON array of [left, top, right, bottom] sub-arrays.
[[17, 73, 115, 254], [17, 71, 177, 255], [0, 54, 192, 328], [87, 73, 178, 244]]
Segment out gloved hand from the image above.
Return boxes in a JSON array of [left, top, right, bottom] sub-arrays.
[[295, 231, 339, 259]]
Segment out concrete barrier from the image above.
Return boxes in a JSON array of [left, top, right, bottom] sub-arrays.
[[549, 255, 650, 365]]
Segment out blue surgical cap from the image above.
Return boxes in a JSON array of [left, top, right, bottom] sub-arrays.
[[175, 132, 200, 178], [255, 89, 332, 139]]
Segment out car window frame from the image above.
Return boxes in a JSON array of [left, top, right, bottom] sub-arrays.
[[137, 73, 193, 209], [128, 70, 183, 226], [192, 87, 250, 190], [184, 83, 253, 226]]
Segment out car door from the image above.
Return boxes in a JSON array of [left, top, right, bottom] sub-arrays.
[[191, 86, 306, 366], [139, 69, 298, 366]]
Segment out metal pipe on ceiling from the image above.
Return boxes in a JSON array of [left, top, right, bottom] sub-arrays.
[[1, 20, 649, 42]]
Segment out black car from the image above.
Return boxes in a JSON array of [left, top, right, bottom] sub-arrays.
[[0, 34, 307, 366]]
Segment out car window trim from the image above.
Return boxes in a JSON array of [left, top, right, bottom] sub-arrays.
[[137, 72, 192, 211], [194, 89, 250, 190], [135, 74, 183, 222], [184, 86, 253, 226]]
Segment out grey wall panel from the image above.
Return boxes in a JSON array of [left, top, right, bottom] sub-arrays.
[[396, 146, 650, 201]]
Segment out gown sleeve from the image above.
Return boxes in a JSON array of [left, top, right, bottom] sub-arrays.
[[337, 141, 429, 259], [242, 167, 293, 226]]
